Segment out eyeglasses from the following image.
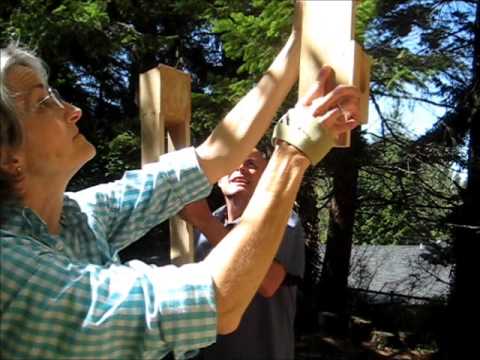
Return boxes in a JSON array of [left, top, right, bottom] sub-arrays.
[[13, 87, 65, 114], [32, 87, 65, 112]]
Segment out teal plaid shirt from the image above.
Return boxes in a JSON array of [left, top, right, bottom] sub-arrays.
[[0, 147, 217, 359]]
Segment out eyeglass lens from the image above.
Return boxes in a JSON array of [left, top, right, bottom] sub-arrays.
[[49, 88, 65, 108]]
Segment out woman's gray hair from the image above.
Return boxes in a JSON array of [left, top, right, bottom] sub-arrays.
[[0, 42, 49, 206], [1, 42, 48, 150]]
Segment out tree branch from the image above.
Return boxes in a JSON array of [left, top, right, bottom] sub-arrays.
[[373, 90, 454, 109]]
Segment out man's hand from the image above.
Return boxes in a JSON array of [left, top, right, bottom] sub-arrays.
[[178, 199, 212, 230], [258, 261, 286, 298], [179, 200, 228, 247]]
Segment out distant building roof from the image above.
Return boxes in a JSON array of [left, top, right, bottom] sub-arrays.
[[319, 245, 451, 301]]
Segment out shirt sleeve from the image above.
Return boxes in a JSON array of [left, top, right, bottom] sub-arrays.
[[0, 236, 217, 360], [68, 147, 212, 255], [275, 211, 306, 278]]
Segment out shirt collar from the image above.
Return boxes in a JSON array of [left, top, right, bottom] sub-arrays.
[[1, 204, 61, 247], [212, 204, 298, 228], [212, 205, 241, 228]]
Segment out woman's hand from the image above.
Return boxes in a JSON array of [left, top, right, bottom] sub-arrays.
[[296, 65, 361, 139], [271, 65, 361, 166]]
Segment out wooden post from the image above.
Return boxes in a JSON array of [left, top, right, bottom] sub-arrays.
[[139, 64, 194, 266], [297, 0, 370, 147]]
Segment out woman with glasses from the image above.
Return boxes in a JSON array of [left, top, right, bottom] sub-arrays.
[[0, 37, 360, 359]]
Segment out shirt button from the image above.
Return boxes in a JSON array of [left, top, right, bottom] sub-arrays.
[[55, 242, 64, 251]]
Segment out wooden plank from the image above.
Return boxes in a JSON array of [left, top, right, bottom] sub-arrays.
[[139, 67, 165, 166], [167, 109, 194, 266], [158, 65, 191, 126], [139, 65, 194, 266], [298, 0, 370, 147]]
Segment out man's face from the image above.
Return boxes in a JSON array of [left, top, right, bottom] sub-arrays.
[[218, 149, 268, 199]]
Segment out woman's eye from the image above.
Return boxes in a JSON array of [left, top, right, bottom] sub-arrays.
[[37, 101, 48, 108], [44, 98, 56, 107], [36, 97, 53, 110]]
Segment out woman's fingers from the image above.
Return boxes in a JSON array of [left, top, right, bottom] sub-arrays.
[[314, 95, 360, 123], [300, 65, 335, 106], [321, 66, 336, 96], [338, 96, 360, 119], [330, 119, 359, 136], [294, 66, 362, 138], [317, 106, 360, 137], [316, 107, 344, 133], [311, 85, 360, 117]]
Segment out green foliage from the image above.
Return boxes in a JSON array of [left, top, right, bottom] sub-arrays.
[[189, 0, 296, 142], [3, 0, 112, 47], [2, 0, 472, 254], [51, 1, 109, 29], [355, 111, 460, 245], [2, 0, 224, 184], [191, 89, 229, 144], [200, 0, 466, 251], [102, 130, 140, 178], [207, 0, 293, 76], [356, 163, 454, 246], [367, 0, 474, 100], [356, 0, 378, 44]]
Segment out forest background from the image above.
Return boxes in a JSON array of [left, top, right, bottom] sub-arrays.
[[1, 0, 478, 358]]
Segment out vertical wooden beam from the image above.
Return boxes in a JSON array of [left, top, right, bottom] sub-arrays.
[[298, 0, 370, 147], [140, 64, 194, 266], [140, 66, 165, 165]]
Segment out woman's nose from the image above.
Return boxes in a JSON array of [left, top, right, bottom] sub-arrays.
[[65, 103, 82, 124]]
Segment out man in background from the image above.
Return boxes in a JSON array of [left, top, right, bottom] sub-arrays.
[[186, 148, 305, 360]]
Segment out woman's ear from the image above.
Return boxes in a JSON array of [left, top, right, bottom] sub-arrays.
[[1, 147, 21, 173], [0, 148, 25, 189]]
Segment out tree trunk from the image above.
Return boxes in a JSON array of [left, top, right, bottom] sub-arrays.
[[317, 127, 361, 336], [443, 3, 480, 359], [296, 168, 325, 333]]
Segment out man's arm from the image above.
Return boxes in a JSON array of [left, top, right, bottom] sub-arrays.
[[258, 261, 286, 298], [178, 200, 228, 247], [180, 201, 286, 298], [258, 213, 306, 298]]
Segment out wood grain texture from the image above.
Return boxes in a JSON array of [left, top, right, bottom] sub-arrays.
[[140, 65, 194, 265], [298, 0, 370, 147]]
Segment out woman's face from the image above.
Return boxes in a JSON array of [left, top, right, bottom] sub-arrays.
[[6, 65, 96, 183]]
